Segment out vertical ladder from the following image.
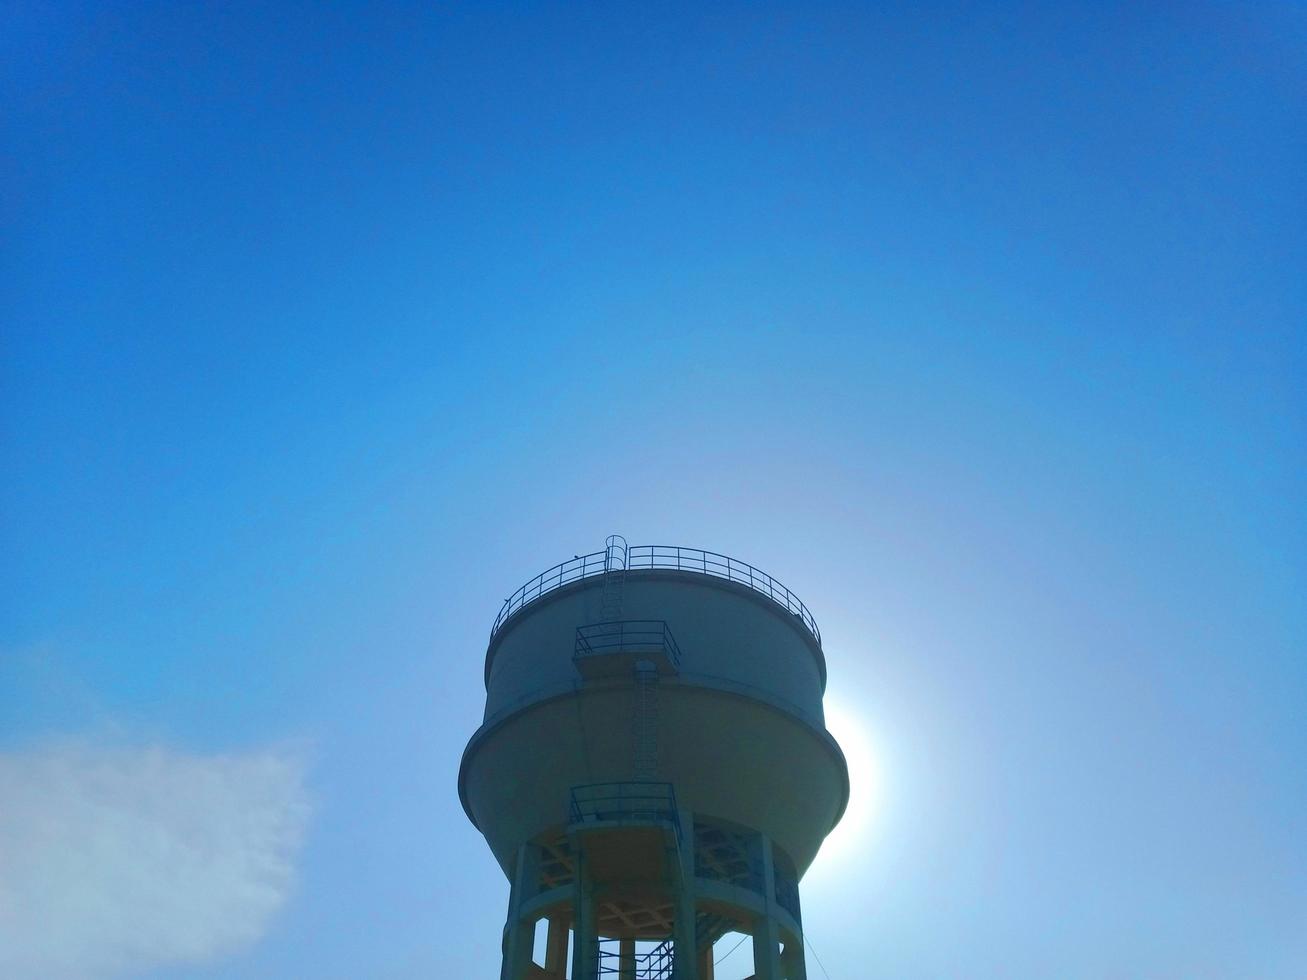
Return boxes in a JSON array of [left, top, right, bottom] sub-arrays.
[[600, 534, 628, 623]]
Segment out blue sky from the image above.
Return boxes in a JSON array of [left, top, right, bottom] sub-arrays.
[[2, 3, 1305, 978]]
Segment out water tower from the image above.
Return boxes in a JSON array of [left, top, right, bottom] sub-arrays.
[[459, 538, 849, 979]]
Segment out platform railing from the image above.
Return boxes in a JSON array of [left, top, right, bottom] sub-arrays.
[[574, 620, 683, 669], [492, 544, 821, 648], [596, 939, 676, 979], [569, 782, 680, 838]]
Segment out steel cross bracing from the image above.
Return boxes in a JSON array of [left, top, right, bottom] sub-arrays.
[[596, 939, 676, 979]]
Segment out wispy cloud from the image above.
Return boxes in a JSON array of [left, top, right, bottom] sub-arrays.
[[0, 740, 310, 980]]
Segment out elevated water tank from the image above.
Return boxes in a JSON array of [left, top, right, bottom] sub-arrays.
[[459, 538, 849, 979]]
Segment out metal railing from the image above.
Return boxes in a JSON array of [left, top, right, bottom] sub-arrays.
[[569, 782, 679, 834], [574, 620, 683, 669], [597, 939, 676, 979], [492, 549, 608, 637], [491, 544, 821, 648]]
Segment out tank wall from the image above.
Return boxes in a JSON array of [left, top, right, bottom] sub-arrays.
[[484, 572, 827, 725]]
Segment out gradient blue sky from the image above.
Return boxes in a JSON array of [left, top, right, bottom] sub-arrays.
[[3, 3, 1305, 978]]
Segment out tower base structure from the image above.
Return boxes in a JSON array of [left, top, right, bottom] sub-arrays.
[[498, 782, 808, 980]]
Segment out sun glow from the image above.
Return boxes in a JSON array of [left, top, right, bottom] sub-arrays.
[[810, 697, 883, 875]]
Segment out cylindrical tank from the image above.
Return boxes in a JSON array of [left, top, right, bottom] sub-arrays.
[[460, 540, 849, 980]]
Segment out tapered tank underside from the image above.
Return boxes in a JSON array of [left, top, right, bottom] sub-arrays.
[[461, 681, 848, 877]]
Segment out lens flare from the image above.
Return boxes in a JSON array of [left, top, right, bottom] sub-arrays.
[[809, 697, 882, 876]]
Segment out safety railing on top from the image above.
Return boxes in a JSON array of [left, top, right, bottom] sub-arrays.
[[491, 544, 821, 648]]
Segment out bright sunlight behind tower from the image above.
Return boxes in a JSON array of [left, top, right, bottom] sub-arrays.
[[5, 5, 1304, 978], [810, 699, 882, 875]]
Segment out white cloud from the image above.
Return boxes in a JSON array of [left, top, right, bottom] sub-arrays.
[[0, 740, 310, 980]]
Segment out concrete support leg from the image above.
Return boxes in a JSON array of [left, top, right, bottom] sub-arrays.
[[544, 917, 569, 977], [780, 938, 808, 980], [751, 833, 777, 908], [673, 807, 700, 980], [501, 843, 539, 980], [696, 944, 715, 980], [571, 867, 598, 980], [618, 938, 635, 980], [752, 914, 783, 980], [501, 917, 535, 980], [673, 893, 699, 980]]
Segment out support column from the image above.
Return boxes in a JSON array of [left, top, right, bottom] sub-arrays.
[[618, 938, 635, 980], [544, 917, 569, 977], [673, 887, 699, 980], [752, 833, 777, 909], [501, 843, 539, 980], [571, 851, 598, 980], [672, 808, 699, 980], [776, 855, 807, 980], [750, 834, 782, 980], [751, 914, 783, 980], [781, 938, 808, 980], [696, 945, 715, 980]]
